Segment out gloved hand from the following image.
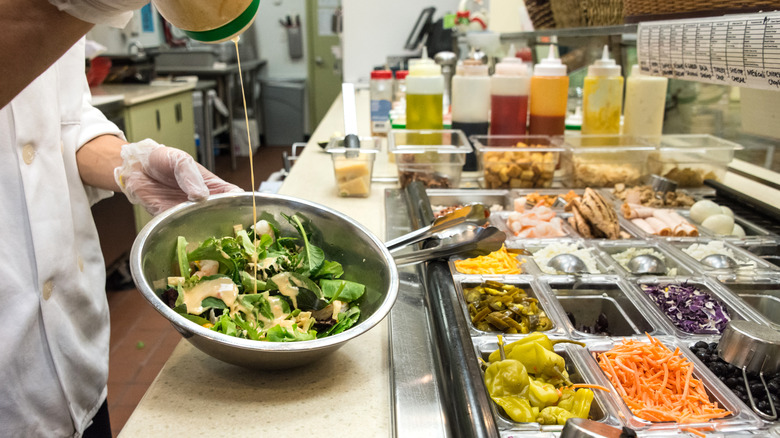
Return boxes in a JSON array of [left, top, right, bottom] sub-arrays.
[[114, 139, 243, 215], [48, 0, 150, 28]]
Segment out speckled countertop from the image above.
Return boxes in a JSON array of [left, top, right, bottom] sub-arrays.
[[119, 89, 396, 437]]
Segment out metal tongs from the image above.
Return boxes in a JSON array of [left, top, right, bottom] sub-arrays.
[[387, 204, 506, 266]]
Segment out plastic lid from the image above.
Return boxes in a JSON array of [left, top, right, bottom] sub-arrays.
[[408, 46, 441, 77], [371, 70, 392, 80], [494, 44, 528, 77], [533, 45, 567, 77], [456, 59, 488, 76], [395, 70, 409, 80], [587, 45, 621, 77]]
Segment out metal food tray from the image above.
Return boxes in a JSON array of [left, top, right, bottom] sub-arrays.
[[384, 186, 779, 438]]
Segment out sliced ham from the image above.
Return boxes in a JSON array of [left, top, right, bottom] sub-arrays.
[[645, 217, 672, 236], [631, 218, 656, 235], [621, 203, 655, 219]]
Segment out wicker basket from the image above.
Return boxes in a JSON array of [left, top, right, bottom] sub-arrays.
[[624, 0, 780, 22], [550, 0, 623, 28], [526, 0, 557, 29]]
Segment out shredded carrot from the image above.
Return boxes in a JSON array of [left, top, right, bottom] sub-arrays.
[[570, 383, 611, 393], [596, 334, 731, 424], [683, 427, 707, 437], [454, 245, 524, 275]]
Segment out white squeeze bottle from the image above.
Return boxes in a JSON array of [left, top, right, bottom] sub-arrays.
[[451, 59, 490, 170], [623, 65, 668, 141]]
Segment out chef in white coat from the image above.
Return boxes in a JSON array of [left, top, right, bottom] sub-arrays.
[[0, 1, 242, 436]]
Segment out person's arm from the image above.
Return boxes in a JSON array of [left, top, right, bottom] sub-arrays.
[[76, 134, 127, 192], [0, 0, 93, 109]]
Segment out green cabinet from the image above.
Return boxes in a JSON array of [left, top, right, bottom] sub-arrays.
[[123, 91, 196, 232]]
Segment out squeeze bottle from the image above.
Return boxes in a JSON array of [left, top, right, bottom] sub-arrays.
[[623, 65, 668, 140], [369, 70, 393, 136], [152, 0, 259, 43], [581, 45, 623, 135], [528, 45, 568, 136], [489, 45, 530, 136], [405, 47, 444, 130], [452, 59, 490, 170]]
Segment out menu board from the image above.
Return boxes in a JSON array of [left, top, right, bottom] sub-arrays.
[[638, 12, 780, 90]]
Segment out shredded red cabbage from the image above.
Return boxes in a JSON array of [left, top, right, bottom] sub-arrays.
[[641, 282, 731, 334]]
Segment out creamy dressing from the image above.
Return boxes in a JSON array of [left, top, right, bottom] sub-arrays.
[[183, 277, 239, 314], [271, 272, 300, 309]]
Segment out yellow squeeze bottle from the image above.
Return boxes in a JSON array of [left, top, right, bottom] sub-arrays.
[[405, 47, 444, 130], [582, 45, 623, 135]]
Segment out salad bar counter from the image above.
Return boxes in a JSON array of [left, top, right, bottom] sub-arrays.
[[386, 182, 780, 437]]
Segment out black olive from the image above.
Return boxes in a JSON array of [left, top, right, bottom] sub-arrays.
[[711, 363, 727, 376], [694, 341, 709, 350], [750, 382, 766, 395], [725, 377, 738, 388], [709, 354, 720, 363], [708, 342, 718, 351], [758, 400, 769, 412], [769, 381, 780, 393], [695, 350, 709, 361]]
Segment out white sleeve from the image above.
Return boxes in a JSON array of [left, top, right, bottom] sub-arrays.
[[78, 70, 127, 205], [48, 0, 150, 28]]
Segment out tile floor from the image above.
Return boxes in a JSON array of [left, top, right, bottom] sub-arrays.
[[95, 145, 287, 436]]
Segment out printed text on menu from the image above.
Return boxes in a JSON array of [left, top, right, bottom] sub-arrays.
[[638, 12, 780, 90]]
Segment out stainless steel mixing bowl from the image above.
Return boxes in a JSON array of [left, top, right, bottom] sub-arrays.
[[129, 192, 399, 370]]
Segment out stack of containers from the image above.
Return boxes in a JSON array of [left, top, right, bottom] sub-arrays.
[[451, 59, 490, 171]]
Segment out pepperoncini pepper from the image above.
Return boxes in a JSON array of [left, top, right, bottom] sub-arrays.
[[487, 332, 583, 363], [527, 376, 559, 408], [492, 396, 540, 423], [483, 334, 597, 425], [484, 359, 530, 397]]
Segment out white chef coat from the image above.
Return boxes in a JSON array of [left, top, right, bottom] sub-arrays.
[[0, 38, 124, 436]]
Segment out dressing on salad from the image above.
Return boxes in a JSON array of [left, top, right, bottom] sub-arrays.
[[158, 213, 366, 342]]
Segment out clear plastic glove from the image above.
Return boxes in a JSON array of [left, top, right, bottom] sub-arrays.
[[114, 139, 243, 215]]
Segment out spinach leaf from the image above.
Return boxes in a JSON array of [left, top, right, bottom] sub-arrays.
[[286, 214, 324, 275], [200, 297, 228, 310], [232, 313, 261, 340], [187, 237, 244, 284], [211, 313, 238, 337], [176, 236, 190, 279], [321, 306, 361, 337], [266, 324, 317, 342], [314, 260, 344, 279], [320, 279, 366, 303], [296, 288, 329, 311], [239, 271, 269, 292]]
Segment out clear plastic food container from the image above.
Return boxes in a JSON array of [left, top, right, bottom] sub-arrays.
[[648, 135, 742, 187], [630, 278, 758, 338], [560, 135, 654, 187], [717, 275, 780, 330], [388, 129, 471, 189], [469, 135, 565, 189], [596, 240, 700, 277], [325, 136, 380, 197], [585, 337, 762, 432], [474, 339, 622, 432], [542, 279, 667, 339], [454, 279, 564, 337]]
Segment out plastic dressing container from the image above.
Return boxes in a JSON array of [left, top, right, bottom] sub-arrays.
[[452, 59, 490, 170], [581, 45, 623, 135], [623, 65, 668, 140], [490, 45, 530, 136], [528, 45, 568, 136], [405, 47, 444, 130]]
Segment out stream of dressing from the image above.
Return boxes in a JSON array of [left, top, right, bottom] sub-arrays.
[[233, 37, 259, 294]]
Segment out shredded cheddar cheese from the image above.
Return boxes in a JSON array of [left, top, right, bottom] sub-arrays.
[[454, 245, 524, 275]]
